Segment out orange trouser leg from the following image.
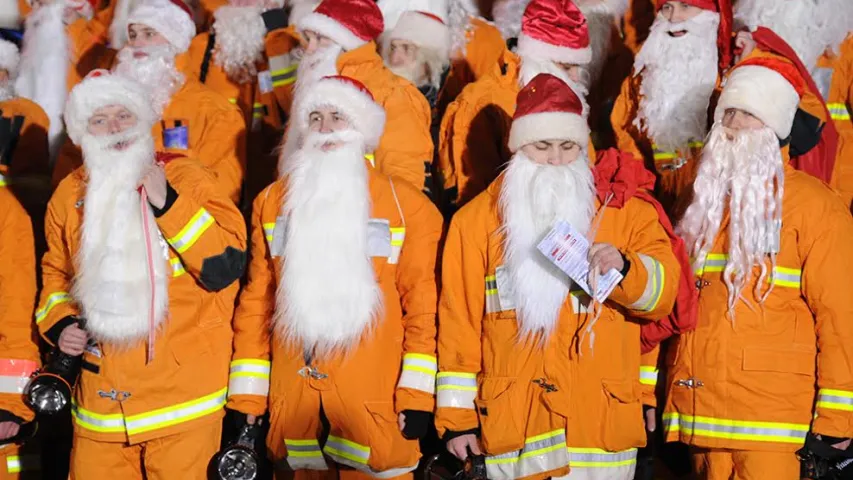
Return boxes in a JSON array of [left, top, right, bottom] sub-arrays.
[[0, 444, 41, 480], [691, 448, 800, 480], [143, 420, 222, 480], [277, 463, 414, 480], [69, 436, 143, 479]]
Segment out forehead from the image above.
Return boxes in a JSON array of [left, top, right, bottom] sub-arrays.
[[128, 23, 157, 32], [92, 104, 133, 116]]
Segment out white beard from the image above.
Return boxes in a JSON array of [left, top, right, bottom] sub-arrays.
[[735, 0, 851, 72], [15, 2, 69, 158], [294, 44, 341, 93], [518, 55, 589, 98], [275, 129, 383, 358], [73, 128, 169, 345], [579, 0, 616, 86], [677, 123, 784, 313], [0, 82, 14, 101], [634, 11, 719, 153], [213, 5, 266, 84], [499, 151, 596, 339], [448, 0, 478, 56], [492, 0, 531, 39], [114, 45, 185, 116]]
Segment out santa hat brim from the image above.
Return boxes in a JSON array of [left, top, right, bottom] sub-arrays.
[[127, 1, 196, 53], [517, 32, 592, 65], [298, 12, 368, 51], [508, 111, 590, 152], [714, 65, 800, 139], [64, 76, 156, 145], [295, 78, 386, 149], [386, 11, 451, 57]]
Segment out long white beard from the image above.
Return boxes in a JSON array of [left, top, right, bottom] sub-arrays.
[[213, 5, 266, 84], [15, 2, 69, 157], [114, 45, 185, 116], [0, 82, 14, 101], [294, 44, 341, 93], [677, 123, 784, 313], [634, 11, 719, 152], [74, 128, 169, 345], [275, 129, 383, 358], [499, 151, 596, 339], [518, 56, 589, 97], [492, 0, 531, 39], [735, 0, 851, 72]]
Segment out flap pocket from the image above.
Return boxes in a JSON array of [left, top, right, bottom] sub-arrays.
[[742, 345, 815, 376], [474, 378, 525, 455], [363, 401, 420, 472], [602, 379, 639, 404]]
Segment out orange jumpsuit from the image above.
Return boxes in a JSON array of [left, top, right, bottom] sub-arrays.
[[65, 8, 115, 90], [822, 36, 853, 209], [52, 77, 247, 204], [0, 97, 51, 218], [663, 162, 853, 479], [436, 174, 680, 480], [0, 187, 41, 480], [38, 157, 247, 479], [228, 165, 442, 477]]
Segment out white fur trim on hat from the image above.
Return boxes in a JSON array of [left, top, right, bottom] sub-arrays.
[[64, 73, 156, 146], [127, 0, 196, 53], [508, 111, 589, 152], [294, 78, 386, 149], [387, 11, 451, 57], [298, 12, 366, 51], [517, 32, 592, 65], [0, 40, 19, 77], [287, 0, 318, 26], [714, 65, 800, 139]]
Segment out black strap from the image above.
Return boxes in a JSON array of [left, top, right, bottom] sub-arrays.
[[199, 32, 216, 85]]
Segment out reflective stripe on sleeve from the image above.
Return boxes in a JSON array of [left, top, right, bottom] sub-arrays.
[[271, 64, 298, 87], [663, 412, 808, 444], [567, 447, 637, 468], [170, 257, 186, 278], [263, 222, 275, 244], [253, 102, 265, 119], [6, 454, 39, 473], [828, 102, 851, 121], [485, 274, 500, 314], [397, 353, 436, 394], [124, 388, 227, 435], [639, 366, 658, 387], [35, 291, 72, 323], [167, 208, 215, 254], [389, 227, 405, 265], [627, 253, 665, 312], [817, 389, 853, 412], [0, 359, 39, 394], [228, 359, 270, 397], [285, 438, 328, 470], [436, 372, 477, 409], [694, 253, 727, 275], [771, 266, 801, 288], [485, 429, 568, 480]]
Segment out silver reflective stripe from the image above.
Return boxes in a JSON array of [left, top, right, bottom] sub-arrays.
[[285, 439, 328, 470], [167, 208, 214, 254], [627, 254, 664, 312], [324, 435, 418, 478], [771, 267, 801, 288], [389, 227, 405, 265], [72, 403, 126, 433], [485, 429, 569, 480], [0, 375, 30, 395], [228, 376, 269, 396], [397, 354, 437, 394], [663, 413, 808, 444], [817, 389, 853, 412], [639, 366, 657, 386], [436, 372, 477, 409], [35, 291, 72, 323], [567, 448, 637, 467], [485, 275, 501, 313], [124, 388, 226, 435]]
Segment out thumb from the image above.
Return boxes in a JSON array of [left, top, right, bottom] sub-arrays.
[[469, 438, 482, 455]]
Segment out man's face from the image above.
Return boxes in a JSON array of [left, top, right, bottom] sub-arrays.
[[721, 108, 766, 132], [308, 105, 350, 151], [660, 1, 705, 36], [555, 62, 583, 84], [301, 30, 337, 56], [387, 40, 418, 69], [127, 24, 170, 50], [87, 105, 139, 146], [520, 140, 583, 166]]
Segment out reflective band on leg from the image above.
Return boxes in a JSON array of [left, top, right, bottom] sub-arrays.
[[485, 429, 569, 480], [36, 291, 72, 323], [397, 354, 437, 394], [817, 389, 853, 412], [567, 447, 637, 468], [285, 439, 329, 470], [167, 208, 215, 254], [663, 413, 808, 444], [628, 254, 665, 312], [125, 387, 227, 435], [436, 372, 477, 409], [639, 366, 658, 387], [228, 360, 270, 397]]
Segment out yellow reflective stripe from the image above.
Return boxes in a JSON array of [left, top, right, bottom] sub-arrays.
[[271, 64, 298, 87], [263, 222, 275, 243], [401, 353, 436, 374], [72, 400, 126, 433], [324, 435, 370, 464], [390, 227, 405, 247], [567, 447, 637, 468], [828, 102, 851, 120], [124, 388, 227, 435], [253, 102, 265, 119], [285, 438, 323, 457], [35, 291, 72, 323], [486, 429, 567, 465], [817, 388, 853, 412], [694, 253, 727, 275], [639, 366, 658, 386], [168, 208, 214, 254], [687, 141, 705, 149], [229, 359, 271, 378], [364, 153, 375, 167], [228, 98, 237, 104], [0, 173, 6, 187], [663, 413, 808, 443], [170, 257, 186, 278], [772, 266, 801, 288], [629, 253, 664, 312]]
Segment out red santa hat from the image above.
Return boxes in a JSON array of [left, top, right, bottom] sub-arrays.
[[293, 75, 386, 149], [714, 56, 804, 139], [516, 0, 592, 66], [297, 0, 384, 51], [508, 73, 589, 152], [386, 11, 451, 57], [0, 39, 19, 77], [127, 0, 196, 53], [64, 70, 156, 145], [655, 0, 732, 71]]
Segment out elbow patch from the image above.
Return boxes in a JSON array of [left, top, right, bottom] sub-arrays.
[[199, 246, 247, 291]]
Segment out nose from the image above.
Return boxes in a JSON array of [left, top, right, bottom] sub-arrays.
[[108, 117, 122, 134], [670, 6, 687, 23], [389, 49, 405, 67], [319, 117, 332, 133], [304, 37, 319, 55], [547, 148, 561, 165]]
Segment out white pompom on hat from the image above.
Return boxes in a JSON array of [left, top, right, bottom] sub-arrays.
[[127, 0, 196, 53]]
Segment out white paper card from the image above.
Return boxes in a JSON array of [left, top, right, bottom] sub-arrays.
[[536, 220, 623, 303], [367, 219, 392, 258]]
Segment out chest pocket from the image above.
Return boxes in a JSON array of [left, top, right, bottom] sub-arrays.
[[485, 265, 515, 314], [163, 121, 190, 150], [813, 67, 834, 101]]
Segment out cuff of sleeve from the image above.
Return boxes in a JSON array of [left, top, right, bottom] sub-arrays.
[[226, 396, 269, 418], [262, 8, 288, 33], [609, 251, 647, 305], [396, 388, 435, 415], [443, 428, 480, 442], [0, 410, 24, 425], [154, 191, 203, 242], [151, 182, 178, 218], [43, 315, 78, 347], [812, 411, 853, 439]]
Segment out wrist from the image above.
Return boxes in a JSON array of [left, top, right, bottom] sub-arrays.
[[150, 182, 177, 217]]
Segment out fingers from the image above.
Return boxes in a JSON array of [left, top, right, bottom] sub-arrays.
[[397, 413, 406, 432], [246, 415, 257, 425], [645, 408, 657, 433], [447, 439, 468, 461], [468, 437, 482, 455]]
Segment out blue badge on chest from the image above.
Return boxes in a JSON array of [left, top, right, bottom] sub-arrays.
[[163, 125, 189, 150]]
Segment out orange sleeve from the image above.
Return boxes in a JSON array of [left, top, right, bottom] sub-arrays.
[[375, 85, 433, 192], [265, 26, 301, 116], [226, 187, 276, 416], [192, 100, 247, 204], [437, 95, 462, 206], [435, 211, 487, 437], [465, 20, 507, 82], [610, 74, 645, 160], [392, 180, 443, 414], [0, 191, 40, 421], [639, 346, 660, 408]]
